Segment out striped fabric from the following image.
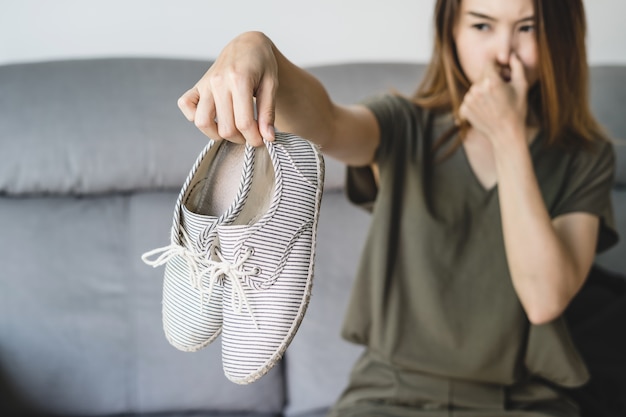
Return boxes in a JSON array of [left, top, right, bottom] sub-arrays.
[[215, 132, 325, 384], [142, 140, 254, 352]]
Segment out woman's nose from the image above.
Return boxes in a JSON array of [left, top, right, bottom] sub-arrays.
[[494, 32, 516, 66]]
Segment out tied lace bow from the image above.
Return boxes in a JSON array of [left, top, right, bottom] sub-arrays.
[[142, 231, 261, 329], [211, 246, 260, 329]]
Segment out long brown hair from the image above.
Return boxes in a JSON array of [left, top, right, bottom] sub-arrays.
[[414, 0, 607, 155]]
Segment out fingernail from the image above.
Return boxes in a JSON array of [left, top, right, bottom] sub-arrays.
[[264, 125, 275, 141]]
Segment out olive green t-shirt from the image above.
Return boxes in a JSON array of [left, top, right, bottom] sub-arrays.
[[342, 94, 619, 388]]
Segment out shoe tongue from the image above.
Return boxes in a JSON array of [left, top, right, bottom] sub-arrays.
[[180, 205, 219, 250], [216, 225, 248, 260]]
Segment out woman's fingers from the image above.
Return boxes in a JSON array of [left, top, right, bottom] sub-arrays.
[[232, 77, 264, 147], [180, 33, 278, 146], [255, 76, 277, 142], [509, 52, 528, 96], [481, 60, 504, 85], [178, 87, 200, 122], [194, 88, 220, 140], [212, 89, 246, 144], [459, 89, 476, 124]]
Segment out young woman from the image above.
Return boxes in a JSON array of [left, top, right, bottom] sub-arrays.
[[177, 0, 618, 415]]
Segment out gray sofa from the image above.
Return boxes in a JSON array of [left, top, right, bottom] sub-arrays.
[[0, 58, 624, 417]]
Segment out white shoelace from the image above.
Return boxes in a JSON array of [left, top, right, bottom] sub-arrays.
[[211, 246, 260, 329], [141, 228, 219, 310]]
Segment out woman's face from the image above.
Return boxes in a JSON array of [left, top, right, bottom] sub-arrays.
[[454, 0, 539, 86]]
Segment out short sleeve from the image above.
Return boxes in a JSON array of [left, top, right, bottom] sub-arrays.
[[346, 94, 421, 210], [552, 139, 619, 253]]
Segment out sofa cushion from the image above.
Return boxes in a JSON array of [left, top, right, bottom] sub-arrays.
[[590, 66, 626, 158], [282, 191, 369, 416], [0, 58, 213, 195], [613, 139, 626, 185], [597, 189, 626, 274], [0, 192, 285, 416]]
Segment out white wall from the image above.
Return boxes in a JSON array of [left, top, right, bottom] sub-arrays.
[[1, 0, 624, 67]]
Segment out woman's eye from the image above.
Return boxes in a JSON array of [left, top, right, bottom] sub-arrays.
[[520, 25, 535, 33], [472, 23, 490, 31]]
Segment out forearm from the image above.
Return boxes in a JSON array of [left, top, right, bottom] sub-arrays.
[[270, 40, 336, 148], [271, 39, 379, 166], [494, 133, 579, 324]]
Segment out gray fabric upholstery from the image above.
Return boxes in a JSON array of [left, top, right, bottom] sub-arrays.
[[612, 140, 626, 185], [0, 59, 210, 195], [590, 67, 626, 148], [307, 62, 425, 105], [0, 59, 350, 195], [0, 192, 285, 416], [596, 190, 626, 273], [0, 58, 624, 417], [285, 410, 328, 417], [282, 193, 368, 417]]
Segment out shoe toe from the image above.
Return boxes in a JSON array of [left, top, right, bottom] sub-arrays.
[[162, 255, 223, 351]]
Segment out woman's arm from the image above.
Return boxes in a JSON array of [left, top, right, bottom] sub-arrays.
[[460, 53, 599, 325], [178, 31, 379, 167], [494, 135, 598, 325]]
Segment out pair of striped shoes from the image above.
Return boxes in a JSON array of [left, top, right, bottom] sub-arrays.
[[142, 132, 324, 384]]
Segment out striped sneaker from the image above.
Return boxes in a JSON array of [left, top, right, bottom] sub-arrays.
[[214, 132, 324, 384], [141, 140, 254, 352]]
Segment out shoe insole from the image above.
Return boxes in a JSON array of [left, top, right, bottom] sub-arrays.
[[186, 141, 246, 217]]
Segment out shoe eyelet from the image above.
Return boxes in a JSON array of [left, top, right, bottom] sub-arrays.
[[252, 267, 261, 275], [246, 247, 255, 256]]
